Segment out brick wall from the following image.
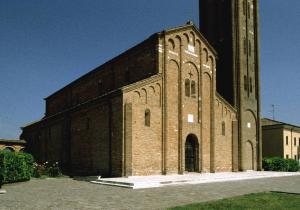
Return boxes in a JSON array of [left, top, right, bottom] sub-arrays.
[[46, 35, 158, 116], [123, 78, 163, 176], [214, 95, 237, 172]]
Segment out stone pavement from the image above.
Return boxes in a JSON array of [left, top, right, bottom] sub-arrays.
[[0, 174, 299, 210]]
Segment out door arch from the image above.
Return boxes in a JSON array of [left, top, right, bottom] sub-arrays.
[[185, 134, 199, 172]]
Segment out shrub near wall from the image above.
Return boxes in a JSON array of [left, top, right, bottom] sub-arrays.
[[0, 151, 34, 184], [263, 157, 299, 172]]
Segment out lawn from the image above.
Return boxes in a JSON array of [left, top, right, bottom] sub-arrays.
[[170, 192, 300, 210]]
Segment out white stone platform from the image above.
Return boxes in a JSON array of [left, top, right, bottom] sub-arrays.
[[90, 171, 300, 189]]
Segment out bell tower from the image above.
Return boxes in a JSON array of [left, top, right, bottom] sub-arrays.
[[199, 0, 262, 170]]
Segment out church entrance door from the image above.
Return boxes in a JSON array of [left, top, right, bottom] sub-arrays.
[[185, 134, 199, 172]]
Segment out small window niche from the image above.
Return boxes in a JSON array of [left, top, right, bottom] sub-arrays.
[[248, 40, 252, 57], [145, 109, 151, 127], [191, 80, 196, 98], [244, 75, 248, 91], [185, 79, 191, 97], [243, 37, 247, 55], [222, 121, 225, 136]]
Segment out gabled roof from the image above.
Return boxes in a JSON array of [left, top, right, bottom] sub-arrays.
[[262, 118, 300, 132], [162, 21, 217, 56]]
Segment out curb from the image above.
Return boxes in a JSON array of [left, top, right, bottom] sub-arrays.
[[0, 189, 6, 194]]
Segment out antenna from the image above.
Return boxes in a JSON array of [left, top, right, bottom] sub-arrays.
[[271, 104, 275, 120]]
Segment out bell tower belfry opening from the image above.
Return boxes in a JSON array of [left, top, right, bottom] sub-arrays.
[[199, 0, 262, 171]]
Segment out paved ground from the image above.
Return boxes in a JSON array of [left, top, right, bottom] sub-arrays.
[[0, 175, 299, 210]]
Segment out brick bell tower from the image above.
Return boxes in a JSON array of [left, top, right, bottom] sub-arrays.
[[199, 0, 262, 171]]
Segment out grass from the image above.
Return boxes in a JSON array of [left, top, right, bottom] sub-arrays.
[[170, 192, 300, 210]]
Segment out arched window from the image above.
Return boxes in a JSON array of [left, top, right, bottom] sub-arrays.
[[145, 109, 151, 127], [185, 79, 190, 97], [249, 77, 253, 93], [222, 121, 225, 136], [191, 80, 196, 98]]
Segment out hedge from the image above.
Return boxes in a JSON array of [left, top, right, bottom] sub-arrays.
[[263, 157, 299, 172], [0, 151, 34, 186]]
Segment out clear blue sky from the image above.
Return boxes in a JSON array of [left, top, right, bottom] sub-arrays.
[[1, 0, 300, 139]]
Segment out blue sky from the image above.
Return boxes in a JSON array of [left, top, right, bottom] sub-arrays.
[[0, 0, 300, 139]]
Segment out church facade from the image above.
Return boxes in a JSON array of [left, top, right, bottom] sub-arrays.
[[21, 0, 261, 177]]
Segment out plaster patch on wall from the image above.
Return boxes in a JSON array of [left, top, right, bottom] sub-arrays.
[[188, 114, 194, 123], [188, 44, 195, 53]]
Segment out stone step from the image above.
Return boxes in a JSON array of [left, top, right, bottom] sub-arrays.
[[0, 189, 6, 194], [90, 180, 134, 189], [89, 172, 300, 190]]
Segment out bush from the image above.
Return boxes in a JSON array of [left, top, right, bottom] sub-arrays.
[[286, 159, 299, 172], [32, 161, 62, 178], [47, 162, 61, 177], [263, 157, 299, 172], [0, 151, 34, 184]]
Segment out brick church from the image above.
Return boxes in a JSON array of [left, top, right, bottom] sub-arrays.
[[21, 0, 262, 177]]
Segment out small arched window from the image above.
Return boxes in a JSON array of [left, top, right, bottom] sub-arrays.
[[145, 109, 151, 127], [249, 77, 253, 93], [222, 122, 225, 136], [185, 79, 190, 97], [191, 80, 196, 98]]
